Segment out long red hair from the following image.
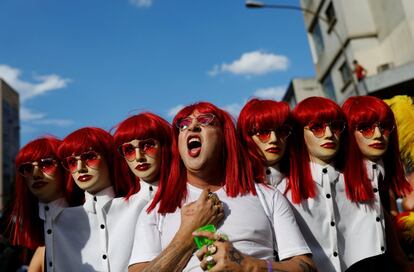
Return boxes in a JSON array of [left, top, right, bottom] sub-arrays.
[[112, 112, 172, 200], [237, 98, 292, 183], [342, 96, 411, 202], [57, 127, 125, 197], [289, 97, 346, 204], [9, 136, 76, 249], [151, 102, 256, 213]]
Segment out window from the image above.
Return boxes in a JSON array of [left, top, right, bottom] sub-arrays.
[[339, 62, 352, 86], [325, 2, 337, 30], [311, 20, 325, 56], [322, 74, 337, 101]]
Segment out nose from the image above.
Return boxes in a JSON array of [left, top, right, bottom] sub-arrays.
[[32, 165, 43, 180], [372, 126, 382, 138], [269, 130, 277, 143], [324, 126, 334, 138], [188, 119, 201, 132], [77, 159, 88, 173], [135, 147, 146, 162]]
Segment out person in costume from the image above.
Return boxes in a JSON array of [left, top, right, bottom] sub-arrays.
[[129, 102, 314, 272], [342, 95, 412, 271], [113, 112, 172, 203], [237, 98, 292, 189], [10, 136, 82, 272]]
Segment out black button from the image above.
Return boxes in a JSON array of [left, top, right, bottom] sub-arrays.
[[322, 168, 328, 174], [102, 254, 107, 260], [373, 164, 377, 170], [330, 221, 335, 227], [49, 262, 52, 267], [149, 186, 153, 192], [326, 193, 331, 199], [93, 196, 97, 201], [333, 252, 338, 257], [47, 229, 52, 234], [373, 188, 378, 193], [381, 246, 385, 251], [376, 217, 380, 222], [45, 206, 50, 211], [266, 169, 271, 175], [100, 224, 105, 229]]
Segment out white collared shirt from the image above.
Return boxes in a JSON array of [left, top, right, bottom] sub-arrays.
[[265, 165, 285, 188], [46, 182, 154, 272], [129, 183, 311, 271], [38, 197, 68, 272]]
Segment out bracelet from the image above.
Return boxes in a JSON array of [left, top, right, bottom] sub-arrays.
[[266, 259, 273, 272]]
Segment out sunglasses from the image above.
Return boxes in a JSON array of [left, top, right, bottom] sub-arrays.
[[253, 125, 292, 143], [18, 158, 58, 177], [62, 150, 101, 173], [118, 139, 159, 161], [305, 121, 345, 138], [176, 113, 215, 131], [356, 121, 394, 139]]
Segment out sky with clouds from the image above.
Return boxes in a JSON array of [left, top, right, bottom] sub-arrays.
[[0, 0, 315, 145]]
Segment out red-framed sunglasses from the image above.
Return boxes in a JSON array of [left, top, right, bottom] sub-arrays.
[[253, 125, 292, 143], [62, 150, 101, 173], [176, 113, 215, 131], [18, 158, 58, 177], [118, 138, 159, 161], [356, 121, 394, 139], [305, 121, 345, 138]]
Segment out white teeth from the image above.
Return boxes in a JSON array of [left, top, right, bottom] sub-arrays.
[[188, 137, 201, 144]]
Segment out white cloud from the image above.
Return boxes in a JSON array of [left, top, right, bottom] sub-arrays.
[[129, 0, 153, 8], [253, 86, 287, 101], [33, 119, 74, 127], [0, 64, 71, 102], [222, 103, 243, 118], [20, 107, 46, 121], [208, 50, 289, 77], [167, 104, 184, 117]]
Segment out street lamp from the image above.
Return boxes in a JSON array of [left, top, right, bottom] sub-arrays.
[[245, 0, 359, 96]]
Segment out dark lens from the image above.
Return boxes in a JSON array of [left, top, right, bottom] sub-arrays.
[[357, 122, 375, 138], [18, 163, 33, 176], [83, 151, 98, 161], [309, 122, 325, 137], [330, 121, 345, 135], [256, 130, 271, 142], [121, 144, 135, 157]]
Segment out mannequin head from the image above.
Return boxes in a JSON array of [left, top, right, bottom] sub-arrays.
[[289, 97, 346, 203], [58, 127, 118, 196], [237, 99, 292, 182], [113, 112, 172, 197]]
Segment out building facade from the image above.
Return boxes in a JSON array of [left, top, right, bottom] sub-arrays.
[[290, 0, 414, 104], [0, 79, 19, 213]]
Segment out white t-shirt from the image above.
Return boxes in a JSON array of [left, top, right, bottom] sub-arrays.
[[46, 181, 154, 272], [280, 161, 387, 271], [129, 183, 310, 272]]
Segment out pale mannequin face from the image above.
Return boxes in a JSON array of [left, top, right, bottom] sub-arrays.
[[252, 131, 287, 167], [178, 111, 223, 175], [304, 126, 340, 165], [71, 154, 111, 194], [123, 139, 161, 183], [25, 161, 64, 203], [354, 126, 389, 161]]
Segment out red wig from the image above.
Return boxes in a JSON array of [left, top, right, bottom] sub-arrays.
[[10, 137, 66, 249], [289, 97, 346, 204], [342, 96, 411, 202], [152, 102, 256, 213], [57, 127, 125, 197], [237, 98, 292, 183], [112, 112, 172, 199]]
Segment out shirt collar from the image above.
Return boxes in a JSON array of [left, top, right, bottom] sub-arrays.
[[265, 165, 285, 187], [83, 186, 115, 214], [38, 197, 68, 221], [310, 161, 340, 186], [364, 159, 385, 180]]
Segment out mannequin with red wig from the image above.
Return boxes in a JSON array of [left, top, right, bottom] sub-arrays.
[[9, 136, 82, 271], [237, 98, 292, 189], [281, 96, 349, 271], [341, 96, 412, 271], [52, 127, 150, 272], [129, 102, 314, 272], [113, 112, 172, 203]]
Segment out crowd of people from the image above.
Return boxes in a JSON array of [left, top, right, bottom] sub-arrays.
[[6, 95, 414, 272]]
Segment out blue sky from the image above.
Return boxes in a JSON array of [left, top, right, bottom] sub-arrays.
[[0, 0, 315, 145]]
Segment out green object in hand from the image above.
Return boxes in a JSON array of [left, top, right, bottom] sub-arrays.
[[193, 224, 216, 249]]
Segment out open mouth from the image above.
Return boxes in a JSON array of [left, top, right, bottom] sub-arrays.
[[187, 135, 202, 157]]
